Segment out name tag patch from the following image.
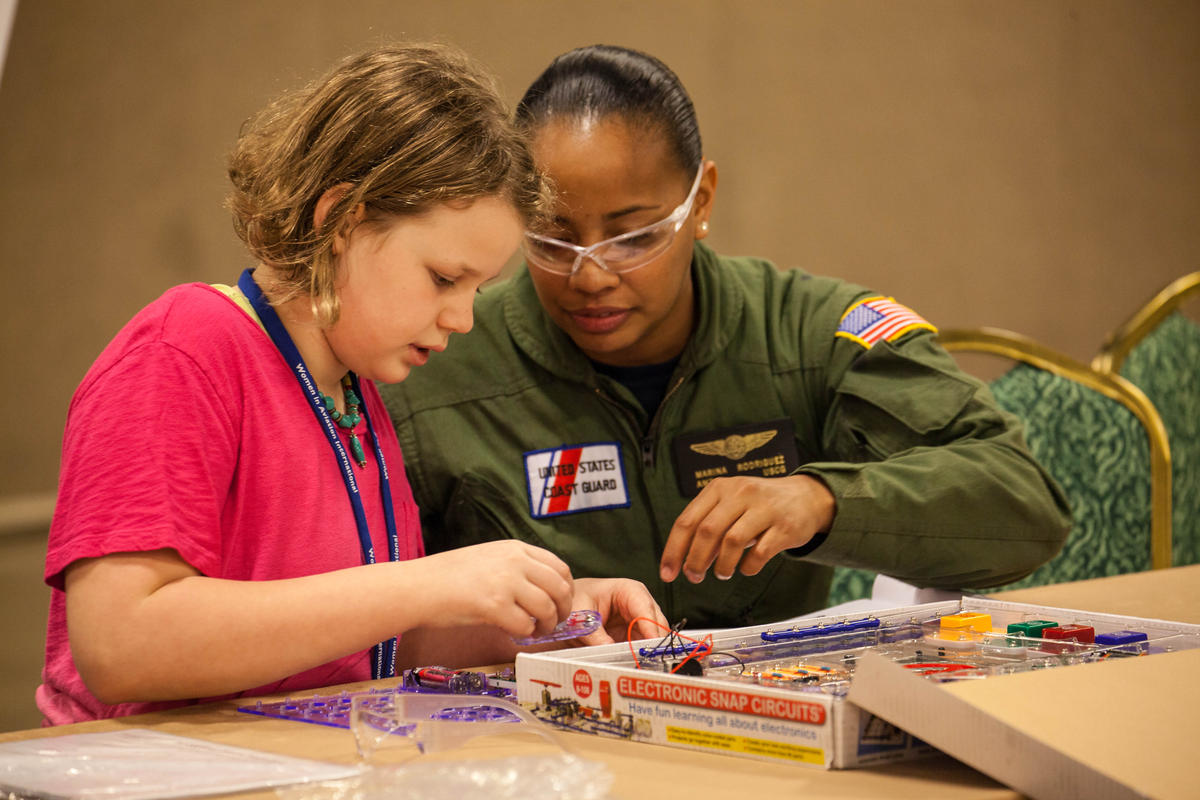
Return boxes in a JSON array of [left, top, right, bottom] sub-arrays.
[[671, 419, 800, 498], [524, 442, 630, 519]]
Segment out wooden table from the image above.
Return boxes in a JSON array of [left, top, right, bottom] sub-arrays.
[[4, 566, 1197, 800], [992, 563, 1200, 624]]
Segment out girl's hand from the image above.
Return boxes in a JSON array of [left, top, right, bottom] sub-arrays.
[[410, 540, 574, 639], [570, 577, 668, 645]]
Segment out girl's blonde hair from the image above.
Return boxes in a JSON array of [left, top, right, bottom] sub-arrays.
[[228, 43, 547, 324]]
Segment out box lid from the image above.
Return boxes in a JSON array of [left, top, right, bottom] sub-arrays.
[[848, 646, 1200, 800]]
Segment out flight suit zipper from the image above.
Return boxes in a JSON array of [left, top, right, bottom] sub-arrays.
[[592, 373, 688, 623], [640, 375, 686, 468]]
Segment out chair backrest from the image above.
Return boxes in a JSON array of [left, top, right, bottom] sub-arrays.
[[942, 328, 1171, 578], [1093, 271, 1200, 568], [827, 328, 1172, 605], [826, 564, 876, 607]]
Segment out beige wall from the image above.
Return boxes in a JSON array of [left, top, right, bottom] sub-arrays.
[[3, 0, 1199, 500], [0, 0, 1197, 729]]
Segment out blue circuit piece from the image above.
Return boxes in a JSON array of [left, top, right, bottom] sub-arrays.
[[760, 617, 881, 643], [879, 621, 925, 643], [1094, 630, 1148, 646], [638, 640, 705, 659]]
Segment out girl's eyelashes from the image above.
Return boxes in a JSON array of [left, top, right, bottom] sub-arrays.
[[431, 270, 457, 288]]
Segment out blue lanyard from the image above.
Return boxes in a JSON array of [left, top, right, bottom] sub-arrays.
[[238, 269, 399, 679]]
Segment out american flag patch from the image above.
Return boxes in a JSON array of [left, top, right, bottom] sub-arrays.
[[836, 296, 936, 349]]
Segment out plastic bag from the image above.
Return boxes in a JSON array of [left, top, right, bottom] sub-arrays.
[[0, 729, 358, 800], [276, 755, 612, 800], [324, 693, 613, 800]]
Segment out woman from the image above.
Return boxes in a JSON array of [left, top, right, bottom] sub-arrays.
[[383, 45, 1070, 628], [39, 43, 664, 725]]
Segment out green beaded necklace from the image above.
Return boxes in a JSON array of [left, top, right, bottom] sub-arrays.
[[322, 375, 367, 468]]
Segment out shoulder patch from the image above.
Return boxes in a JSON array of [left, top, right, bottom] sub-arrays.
[[835, 296, 936, 349]]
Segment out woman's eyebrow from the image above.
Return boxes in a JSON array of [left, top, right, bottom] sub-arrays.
[[604, 203, 663, 221], [546, 203, 665, 231]]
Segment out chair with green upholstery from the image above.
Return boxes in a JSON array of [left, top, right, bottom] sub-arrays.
[[1094, 272, 1200, 567], [826, 328, 1171, 605], [826, 565, 876, 607]]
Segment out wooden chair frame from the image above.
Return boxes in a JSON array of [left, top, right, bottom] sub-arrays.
[[1092, 271, 1200, 375], [939, 327, 1173, 570]]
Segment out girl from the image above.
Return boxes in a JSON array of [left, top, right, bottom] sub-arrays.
[[39, 43, 664, 725], [384, 45, 1071, 628]]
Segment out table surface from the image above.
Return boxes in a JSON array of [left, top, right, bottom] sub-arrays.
[[5, 564, 1198, 800]]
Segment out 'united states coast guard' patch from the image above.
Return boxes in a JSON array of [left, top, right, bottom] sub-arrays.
[[836, 296, 936, 348], [523, 442, 630, 518]]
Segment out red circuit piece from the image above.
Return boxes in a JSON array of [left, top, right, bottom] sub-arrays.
[[1043, 624, 1095, 643], [1041, 624, 1096, 654], [904, 662, 979, 675]]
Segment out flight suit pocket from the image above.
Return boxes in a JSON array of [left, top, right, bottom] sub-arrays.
[[440, 473, 540, 551], [831, 341, 977, 458]]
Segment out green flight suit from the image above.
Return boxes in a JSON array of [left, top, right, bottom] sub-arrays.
[[382, 243, 1070, 627]]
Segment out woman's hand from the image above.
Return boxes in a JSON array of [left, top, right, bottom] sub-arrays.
[[659, 475, 835, 584]]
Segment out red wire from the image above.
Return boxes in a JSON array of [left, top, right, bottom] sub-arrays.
[[625, 617, 713, 672], [670, 633, 713, 674]]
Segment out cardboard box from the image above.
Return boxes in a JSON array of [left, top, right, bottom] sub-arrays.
[[515, 597, 1200, 775], [848, 610, 1200, 799]]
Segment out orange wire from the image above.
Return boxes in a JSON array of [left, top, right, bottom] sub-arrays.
[[626, 616, 666, 668]]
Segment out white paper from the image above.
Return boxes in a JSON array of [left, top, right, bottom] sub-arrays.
[[784, 575, 966, 623]]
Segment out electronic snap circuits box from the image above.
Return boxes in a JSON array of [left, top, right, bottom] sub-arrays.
[[514, 598, 1200, 771]]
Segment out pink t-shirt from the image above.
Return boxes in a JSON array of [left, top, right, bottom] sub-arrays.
[[38, 283, 424, 725]]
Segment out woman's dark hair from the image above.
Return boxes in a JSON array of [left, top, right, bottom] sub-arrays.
[[515, 44, 701, 173]]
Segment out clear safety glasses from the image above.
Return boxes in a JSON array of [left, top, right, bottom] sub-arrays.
[[523, 164, 704, 276]]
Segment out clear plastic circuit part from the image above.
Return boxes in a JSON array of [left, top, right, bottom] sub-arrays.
[[350, 692, 567, 761], [274, 685, 614, 800], [237, 669, 519, 730], [513, 609, 603, 646]]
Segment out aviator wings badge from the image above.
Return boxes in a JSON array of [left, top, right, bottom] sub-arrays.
[[672, 420, 799, 498], [689, 430, 778, 461]]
